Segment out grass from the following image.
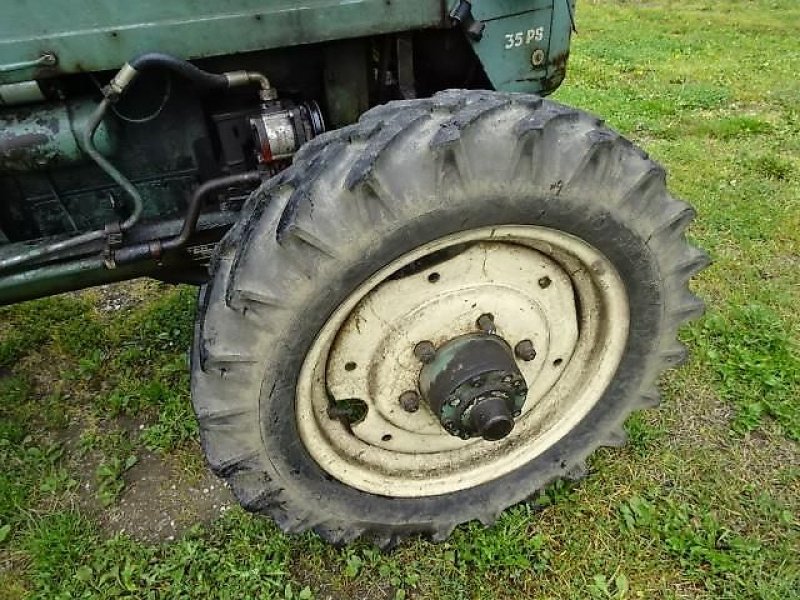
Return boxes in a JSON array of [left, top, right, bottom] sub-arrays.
[[0, 0, 798, 597]]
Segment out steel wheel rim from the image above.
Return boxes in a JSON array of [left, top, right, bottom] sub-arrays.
[[296, 226, 630, 497]]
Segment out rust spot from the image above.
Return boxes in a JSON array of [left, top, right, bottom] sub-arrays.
[[543, 50, 570, 93]]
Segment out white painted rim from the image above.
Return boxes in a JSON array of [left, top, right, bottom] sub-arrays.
[[296, 226, 629, 497]]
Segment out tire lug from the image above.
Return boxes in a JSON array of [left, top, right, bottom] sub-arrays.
[[414, 341, 436, 364], [399, 390, 421, 413], [514, 339, 537, 361], [476, 313, 496, 334]]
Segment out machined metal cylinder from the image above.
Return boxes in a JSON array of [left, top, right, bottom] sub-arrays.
[[0, 98, 116, 171]]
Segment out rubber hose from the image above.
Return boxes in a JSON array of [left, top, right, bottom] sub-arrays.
[[128, 53, 229, 90]]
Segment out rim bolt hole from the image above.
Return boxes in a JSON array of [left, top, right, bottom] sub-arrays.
[[382, 434, 393, 442], [427, 272, 441, 283], [538, 276, 552, 289], [553, 358, 563, 367], [344, 361, 357, 372]]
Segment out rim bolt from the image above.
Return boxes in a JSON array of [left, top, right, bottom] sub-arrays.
[[515, 339, 537, 361], [477, 313, 496, 334], [399, 390, 421, 413], [538, 276, 552, 289], [414, 341, 436, 364]]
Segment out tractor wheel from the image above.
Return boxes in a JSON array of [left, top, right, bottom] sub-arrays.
[[191, 90, 708, 546]]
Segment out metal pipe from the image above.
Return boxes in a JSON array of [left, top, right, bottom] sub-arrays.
[[164, 171, 262, 251], [78, 98, 144, 230], [0, 230, 105, 273], [113, 171, 262, 266], [0, 252, 178, 306]]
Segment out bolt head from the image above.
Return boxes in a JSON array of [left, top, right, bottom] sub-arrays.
[[538, 276, 552, 289], [399, 390, 421, 413], [414, 341, 436, 364], [476, 313, 496, 334], [514, 339, 537, 361]]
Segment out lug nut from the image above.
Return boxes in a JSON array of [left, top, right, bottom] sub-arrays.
[[538, 276, 552, 289], [515, 339, 537, 361], [414, 341, 436, 364], [399, 390, 421, 413], [477, 313, 496, 334]]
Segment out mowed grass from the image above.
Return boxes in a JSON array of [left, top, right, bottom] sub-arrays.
[[0, 0, 798, 597]]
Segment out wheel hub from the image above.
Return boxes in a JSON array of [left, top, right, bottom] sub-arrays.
[[418, 333, 527, 441]]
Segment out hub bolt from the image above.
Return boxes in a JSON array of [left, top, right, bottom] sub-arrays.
[[514, 339, 537, 361], [399, 390, 421, 413], [476, 313, 496, 334], [538, 276, 552, 289], [414, 341, 436, 364]]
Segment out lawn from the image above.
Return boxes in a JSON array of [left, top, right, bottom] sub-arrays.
[[1, 0, 798, 598]]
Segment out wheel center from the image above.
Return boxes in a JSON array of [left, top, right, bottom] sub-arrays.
[[418, 332, 528, 441]]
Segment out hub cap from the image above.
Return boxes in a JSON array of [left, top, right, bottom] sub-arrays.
[[296, 226, 629, 497]]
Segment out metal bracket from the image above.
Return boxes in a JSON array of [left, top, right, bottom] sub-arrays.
[[449, 1, 485, 41], [0, 53, 57, 74]]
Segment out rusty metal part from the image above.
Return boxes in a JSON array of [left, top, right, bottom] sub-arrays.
[[515, 339, 537, 361], [418, 333, 527, 441], [399, 391, 421, 413], [413, 341, 436, 364], [476, 313, 496, 334]]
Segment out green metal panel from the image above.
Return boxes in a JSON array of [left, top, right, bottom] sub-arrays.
[[0, 99, 116, 171], [0, 0, 447, 84], [469, 0, 574, 94]]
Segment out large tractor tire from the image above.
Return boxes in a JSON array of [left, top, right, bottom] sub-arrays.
[[192, 90, 708, 546]]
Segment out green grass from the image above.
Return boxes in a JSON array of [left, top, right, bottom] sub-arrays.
[[1, 0, 798, 597]]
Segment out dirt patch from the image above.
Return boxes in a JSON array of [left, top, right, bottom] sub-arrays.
[[100, 451, 234, 543], [55, 415, 234, 544], [85, 279, 176, 314]]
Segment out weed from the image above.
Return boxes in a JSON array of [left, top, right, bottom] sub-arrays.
[[689, 304, 799, 439], [95, 455, 138, 506]]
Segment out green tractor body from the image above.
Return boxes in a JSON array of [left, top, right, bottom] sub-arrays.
[[0, 0, 574, 304]]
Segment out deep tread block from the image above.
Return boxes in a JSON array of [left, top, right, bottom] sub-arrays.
[[430, 96, 511, 148], [345, 109, 432, 189]]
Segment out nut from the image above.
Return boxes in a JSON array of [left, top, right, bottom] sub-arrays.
[[413, 341, 436, 364], [476, 313, 496, 334], [399, 391, 421, 413]]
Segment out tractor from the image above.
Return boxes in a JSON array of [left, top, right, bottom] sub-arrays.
[[0, 0, 708, 546]]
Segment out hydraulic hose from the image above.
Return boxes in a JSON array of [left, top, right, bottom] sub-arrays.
[[128, 53, 228, 90]]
